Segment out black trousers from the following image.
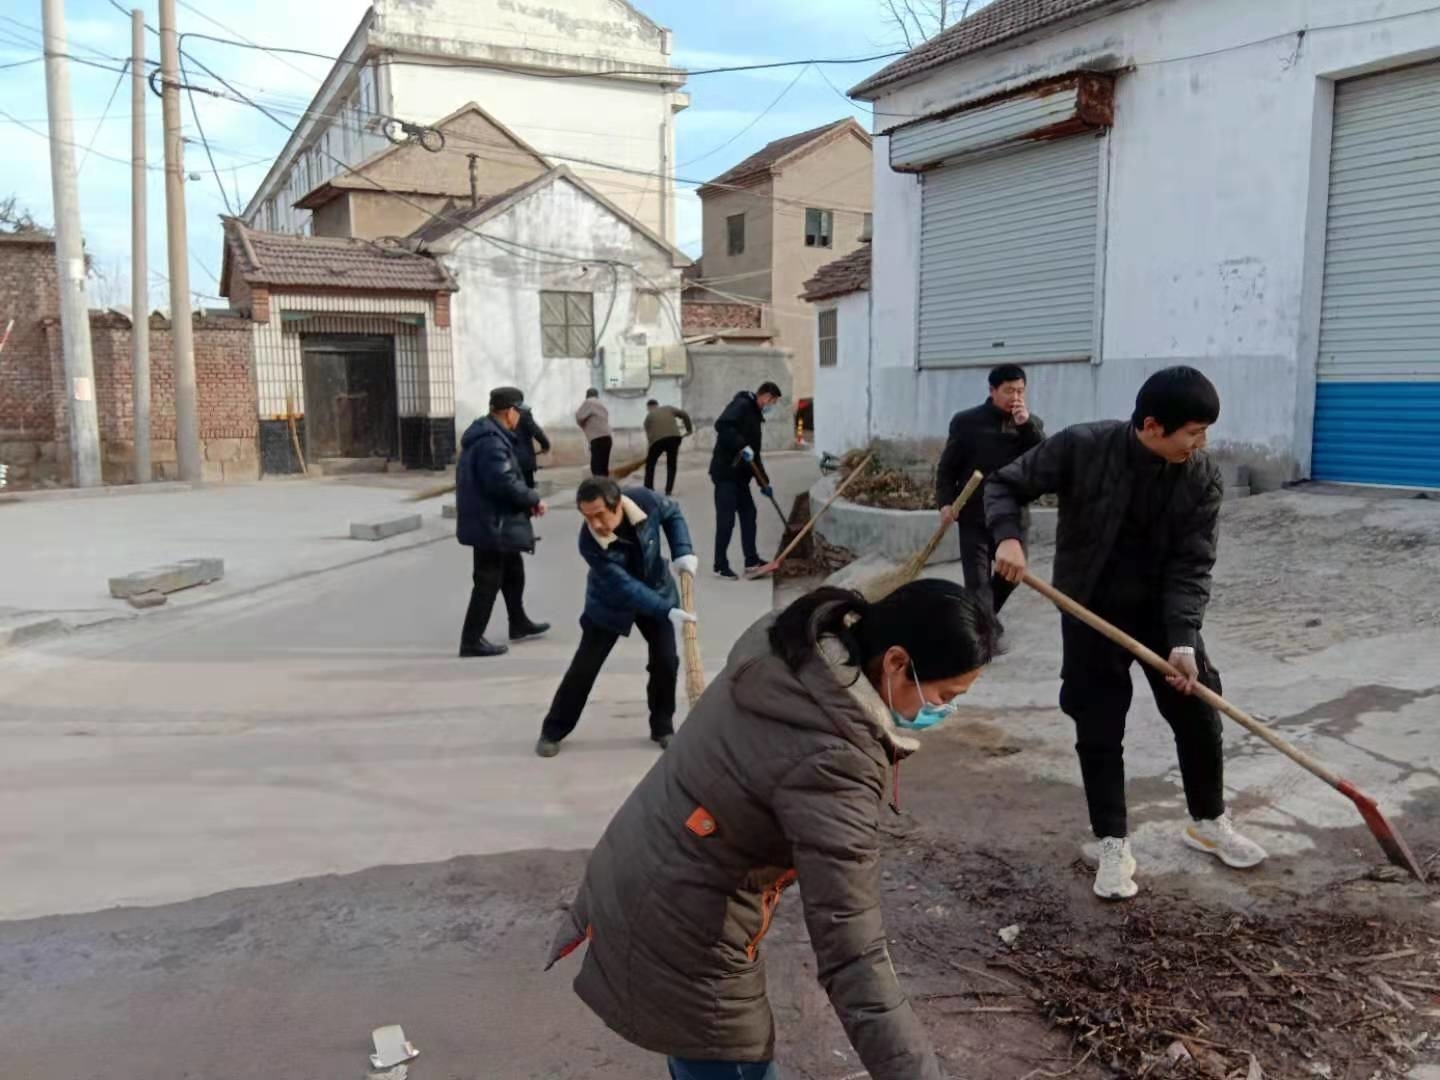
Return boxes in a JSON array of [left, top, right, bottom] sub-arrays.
[[958, 523, 1019, 617], [460, 549, 526, 647], [644, 436, 683, 495], [713, 479, 759, 570], [541, 614, 678, 742], [589, 436, 613, 477], [1059, 609, 1225, 839]]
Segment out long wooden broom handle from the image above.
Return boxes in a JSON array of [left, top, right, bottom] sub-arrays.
[[915, 470, 985, 566], [1020, 572, 1347, 791], [770, 453, 876, 566], [678, 570, 705, 708]]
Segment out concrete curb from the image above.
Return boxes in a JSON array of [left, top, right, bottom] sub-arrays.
[[0, 524, 454, 658]]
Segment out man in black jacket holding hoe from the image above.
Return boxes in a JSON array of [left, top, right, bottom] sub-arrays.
[[986, 366, 1266, 901], [935, 363, 1044, 623]]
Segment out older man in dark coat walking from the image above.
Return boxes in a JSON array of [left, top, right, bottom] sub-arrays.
[[456, 386, 550, 658]]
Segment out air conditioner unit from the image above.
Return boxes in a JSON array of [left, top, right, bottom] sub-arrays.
[[648, 344, 688, 376]]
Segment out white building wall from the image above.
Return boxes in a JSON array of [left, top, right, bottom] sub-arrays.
[[865, 0, 1440, 488], [813, 291, 872, 457], [444, 177, 685, 444]]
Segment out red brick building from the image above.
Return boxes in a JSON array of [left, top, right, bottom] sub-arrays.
[[0, 231, 259, 487]]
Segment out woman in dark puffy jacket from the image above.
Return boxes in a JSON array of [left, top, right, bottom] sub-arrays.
[[547, 579, 998, 1080]]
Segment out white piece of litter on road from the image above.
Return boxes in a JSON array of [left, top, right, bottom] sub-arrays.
[[370, 1025, 420, 1069], [998, 924, 1021, 946]]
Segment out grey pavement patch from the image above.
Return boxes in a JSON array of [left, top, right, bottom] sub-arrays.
[[109, 558, 225, 599], [441, 503, 456, 520], [350, 515, 423, 541]]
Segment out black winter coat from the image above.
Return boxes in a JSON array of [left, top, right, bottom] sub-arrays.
[[456, 416, 541, 552], [709, 391, 766, 485], [579, 487, 694, 636], [935, 400, 1044, 527], [984, 420, 1222, 649], [511, 406, 551, 486]]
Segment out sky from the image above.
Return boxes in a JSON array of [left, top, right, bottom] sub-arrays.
[[0, 0, 958, 313]]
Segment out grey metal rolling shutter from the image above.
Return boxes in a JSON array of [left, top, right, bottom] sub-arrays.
[[1314, 61, 1440, 488], [918, 134, 1101, 369]]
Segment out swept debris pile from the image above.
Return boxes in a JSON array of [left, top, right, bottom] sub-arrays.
[[1009, 902, 1439, 1078], [774, 493, 856, 579]]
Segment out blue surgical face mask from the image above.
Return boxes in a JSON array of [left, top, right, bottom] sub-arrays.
[[886, 662, 958, 731], [761, 403, 776, 418]]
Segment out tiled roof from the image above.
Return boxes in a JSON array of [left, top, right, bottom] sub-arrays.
[[406, 183, 534, 246], [801, 245, 871, 302], [698, 119, 864, 196], [851, 0, 1148, 98], [221, 218, 455, 293]]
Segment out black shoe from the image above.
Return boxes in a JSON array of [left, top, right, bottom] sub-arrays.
[[653, 733, 673, 750], [535, 737, 561, 758], [713, 566, 739, 581], [510, 620, 551, 642], [459, 639, 508, 658]]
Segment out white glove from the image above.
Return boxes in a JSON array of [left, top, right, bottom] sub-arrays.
[[673, 554, 699, 578], [739, 446, 755, 463], [668, 608, 697, 630]]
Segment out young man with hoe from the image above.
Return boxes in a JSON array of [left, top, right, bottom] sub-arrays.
[[709, 380, 783, 581], [935, 363, 1045, 622], [535, 477, 698, 759], [986, 366, 1266, 900]]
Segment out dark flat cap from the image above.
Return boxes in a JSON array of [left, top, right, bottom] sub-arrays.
[[489, 386, 525, 411]]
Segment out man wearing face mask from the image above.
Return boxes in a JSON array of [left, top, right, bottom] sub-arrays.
[[709, 380, 784, 581], [987, 366, 1266, 901], [547, 579, 998, 1080]]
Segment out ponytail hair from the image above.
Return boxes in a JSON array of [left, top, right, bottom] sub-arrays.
[[768, 579, 997, 680]]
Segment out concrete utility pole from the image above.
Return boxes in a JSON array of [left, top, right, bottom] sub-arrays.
[[159, 0, 201, 482], [131, 8, 151, 484], [41, 0, 103, 488]]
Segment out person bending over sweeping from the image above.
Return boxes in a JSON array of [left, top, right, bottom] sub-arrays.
[[535, 477, 698, 759], [547, 579, 998, 1079], [987, 366, 1266, 901]]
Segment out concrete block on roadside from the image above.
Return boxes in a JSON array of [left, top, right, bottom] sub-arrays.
[[0, 615, 65, 650], [442, 503, 456, 520], [108, 558, 225, 599], [126, 590, 168, 609], [350, 514, 422, 541]]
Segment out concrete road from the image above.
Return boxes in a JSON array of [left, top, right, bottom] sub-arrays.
[[0, 454, 818, 921]]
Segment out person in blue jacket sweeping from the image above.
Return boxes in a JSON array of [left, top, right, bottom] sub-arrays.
[[535, 476, 699, 759]]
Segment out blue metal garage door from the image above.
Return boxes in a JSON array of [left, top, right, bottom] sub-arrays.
[[1313, 61, 1440, 487]]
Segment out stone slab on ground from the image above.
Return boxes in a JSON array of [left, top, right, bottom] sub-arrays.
[[126, 591, 168, 610], [350, 515, 423, 542], [108, 558, 224, 599], [0, 613, 65, 650]]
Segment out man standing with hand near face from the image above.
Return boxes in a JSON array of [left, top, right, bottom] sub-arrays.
[[535, 477, 697, 759], [985, 367, 1266, 901], [935, 364, 1044, 620]]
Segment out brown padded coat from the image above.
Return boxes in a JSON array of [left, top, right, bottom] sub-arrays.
[[546, 617, 942, 1078]]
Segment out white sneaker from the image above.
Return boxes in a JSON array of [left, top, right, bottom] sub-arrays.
[[1093, 836, 1138, 900], [1184, 814, 1267, 869]]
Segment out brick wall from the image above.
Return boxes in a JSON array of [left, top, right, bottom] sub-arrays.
[[681, 299, 764, 334], [0, 235, 61, 444]]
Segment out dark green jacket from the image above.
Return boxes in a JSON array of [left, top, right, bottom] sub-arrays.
[[547, 616, 941, 1078]]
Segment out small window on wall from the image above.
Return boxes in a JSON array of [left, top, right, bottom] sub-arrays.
[[727, 213, 745, 256], [818, 308, 838, 367], [805, 208, 833, 248], [541, 291, 596, 358]]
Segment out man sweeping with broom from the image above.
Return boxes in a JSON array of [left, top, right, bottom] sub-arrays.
[[987, 366, 1266, 901], [535, 477, 698, 759]]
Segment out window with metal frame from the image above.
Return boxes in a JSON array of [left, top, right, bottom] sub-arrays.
[[727, 213, 745, 256], [917, 135, 1101, 369], [540, 291, 596, 358], [818, 308, 838, 367], [805, 208, 833, 248]]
